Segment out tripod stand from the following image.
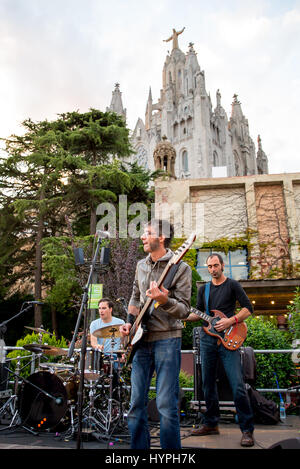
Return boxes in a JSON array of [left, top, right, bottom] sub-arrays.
[[0, 354, 41, 435]]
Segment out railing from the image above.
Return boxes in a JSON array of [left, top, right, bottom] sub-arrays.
[[180, 349, 300, 397], [1, 346, 300, 397]]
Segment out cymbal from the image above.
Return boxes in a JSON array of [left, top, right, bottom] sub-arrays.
[[23, 344, 44, 354], [44, 346, 67, 357], [93, 325, 121, 338], [25, 326, 53, 336], [23, 344, 67, 356]]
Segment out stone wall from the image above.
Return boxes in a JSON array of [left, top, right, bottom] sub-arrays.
[[154, 173, 300, 278]]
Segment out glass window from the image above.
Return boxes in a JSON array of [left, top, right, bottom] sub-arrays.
[[196, 249, 248, 281], [182, 151, 188, 172]]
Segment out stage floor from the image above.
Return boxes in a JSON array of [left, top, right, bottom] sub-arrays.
[[0, 415, 299, 451]]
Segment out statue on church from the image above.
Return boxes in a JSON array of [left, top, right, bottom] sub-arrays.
[[163, 27, 185, 51]]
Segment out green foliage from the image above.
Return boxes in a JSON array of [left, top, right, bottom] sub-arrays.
[[41, 235, 93, 312], [286, 287, 300, 340], [6, 332, 68, 379], [201, 235, 249, 255], [148, 371, 194, 403], [244, 315, 296, 401]]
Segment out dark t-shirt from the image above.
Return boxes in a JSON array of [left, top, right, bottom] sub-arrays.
[[196, 278, 253, 318]]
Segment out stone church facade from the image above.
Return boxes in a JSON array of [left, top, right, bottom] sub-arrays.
[[107, 28, 269, 179]]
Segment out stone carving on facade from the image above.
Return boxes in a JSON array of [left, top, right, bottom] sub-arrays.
[[153, 136, 176, 178]]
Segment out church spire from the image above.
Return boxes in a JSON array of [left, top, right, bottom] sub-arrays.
[[106, 83, 126, 120], [256, 135, 269, 174]]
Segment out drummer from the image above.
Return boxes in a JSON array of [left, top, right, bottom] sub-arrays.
[[90, 298, 125, 366]]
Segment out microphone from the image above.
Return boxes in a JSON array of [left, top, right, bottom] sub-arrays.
[[25, 301, 44, 305], [55, 397, 63, 405], [95, 230, 111, 239]]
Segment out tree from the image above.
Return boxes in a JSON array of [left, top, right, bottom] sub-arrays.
[[0, 109, 133, 327], [56, 109, 132, 234]]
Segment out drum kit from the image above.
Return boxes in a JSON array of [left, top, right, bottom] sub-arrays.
[[0, 324, 131, 442]]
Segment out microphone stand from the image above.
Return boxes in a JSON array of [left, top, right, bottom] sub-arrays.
[[0, 302, 39, 338], [67, 234, 106, 450], [0, 302, 39, 388]]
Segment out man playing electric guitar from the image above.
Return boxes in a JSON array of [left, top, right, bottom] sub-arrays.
[[186, 253, 255, 447], [119, 219, 192, 449]]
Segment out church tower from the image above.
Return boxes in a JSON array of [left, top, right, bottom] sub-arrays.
[[106, 82, 127, 121], [128, 28, 269, 178]]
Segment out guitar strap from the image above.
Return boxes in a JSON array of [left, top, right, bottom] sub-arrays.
[[163, 261, 182, 289], [205, 281, 211, 316]]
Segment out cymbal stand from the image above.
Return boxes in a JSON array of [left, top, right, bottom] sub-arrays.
[[62, 378, 108, 441], [94, 335, 127, 435], [0, 355, 39, 435]]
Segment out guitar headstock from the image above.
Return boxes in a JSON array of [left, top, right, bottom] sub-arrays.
[[171, 233, 197, 264]]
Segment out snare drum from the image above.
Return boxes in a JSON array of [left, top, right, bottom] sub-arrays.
[[39, 362, 75, 376]]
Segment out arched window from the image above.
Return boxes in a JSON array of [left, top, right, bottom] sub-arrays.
[[163, 156, 168, 171], [182, 150, 188, 172]]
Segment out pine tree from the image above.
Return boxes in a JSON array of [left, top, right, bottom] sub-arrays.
[[0, 109, 133, 327]]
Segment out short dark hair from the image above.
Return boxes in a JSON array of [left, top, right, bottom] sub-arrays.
[[206, 253, 224, 265], [147, 218, 174, 248], [98, 298, 114, 309]]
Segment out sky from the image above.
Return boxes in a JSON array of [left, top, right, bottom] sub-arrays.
[[0, 0, 299, 175]]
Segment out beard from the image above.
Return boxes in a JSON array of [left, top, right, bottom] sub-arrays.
[[144, 237, 160, 252]]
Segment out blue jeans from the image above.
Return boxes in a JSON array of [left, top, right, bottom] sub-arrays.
[[200, 332, 254, 433], [127, 337, 182, 449]]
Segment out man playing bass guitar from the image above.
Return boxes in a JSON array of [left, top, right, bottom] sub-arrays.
[[186, 253, 255, 447], [120, 219, 192, 450]]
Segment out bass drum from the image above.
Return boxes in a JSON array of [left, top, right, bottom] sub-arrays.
[[18, 371, 78, 431]]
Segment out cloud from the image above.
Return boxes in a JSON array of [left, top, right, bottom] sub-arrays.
[[0, 0, 299, 174]]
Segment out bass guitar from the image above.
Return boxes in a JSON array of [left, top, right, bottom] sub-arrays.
[[190, 306, 247, 350], [123, 233, 196, 363]]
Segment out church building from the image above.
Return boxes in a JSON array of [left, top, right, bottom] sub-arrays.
[[107, 27, 269, 179]]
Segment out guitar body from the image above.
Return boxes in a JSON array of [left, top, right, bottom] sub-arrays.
[[203, 309, 247, 350], [123, 323, 145, 365]]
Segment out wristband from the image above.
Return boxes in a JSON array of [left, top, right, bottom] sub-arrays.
[[127, 314, 136, 326], [234, 316, 238, 325]]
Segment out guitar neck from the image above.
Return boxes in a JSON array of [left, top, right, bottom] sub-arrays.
[[190, 306, 211, 323]]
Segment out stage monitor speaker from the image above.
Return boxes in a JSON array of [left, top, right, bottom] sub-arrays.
[[268, 438, 300, 449], [73, 247, 85, 265], [100, 247, 110, 265]]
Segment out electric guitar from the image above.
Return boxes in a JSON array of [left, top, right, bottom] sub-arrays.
[[123, 233, 196, 363], [190, 306, 247, 350]]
